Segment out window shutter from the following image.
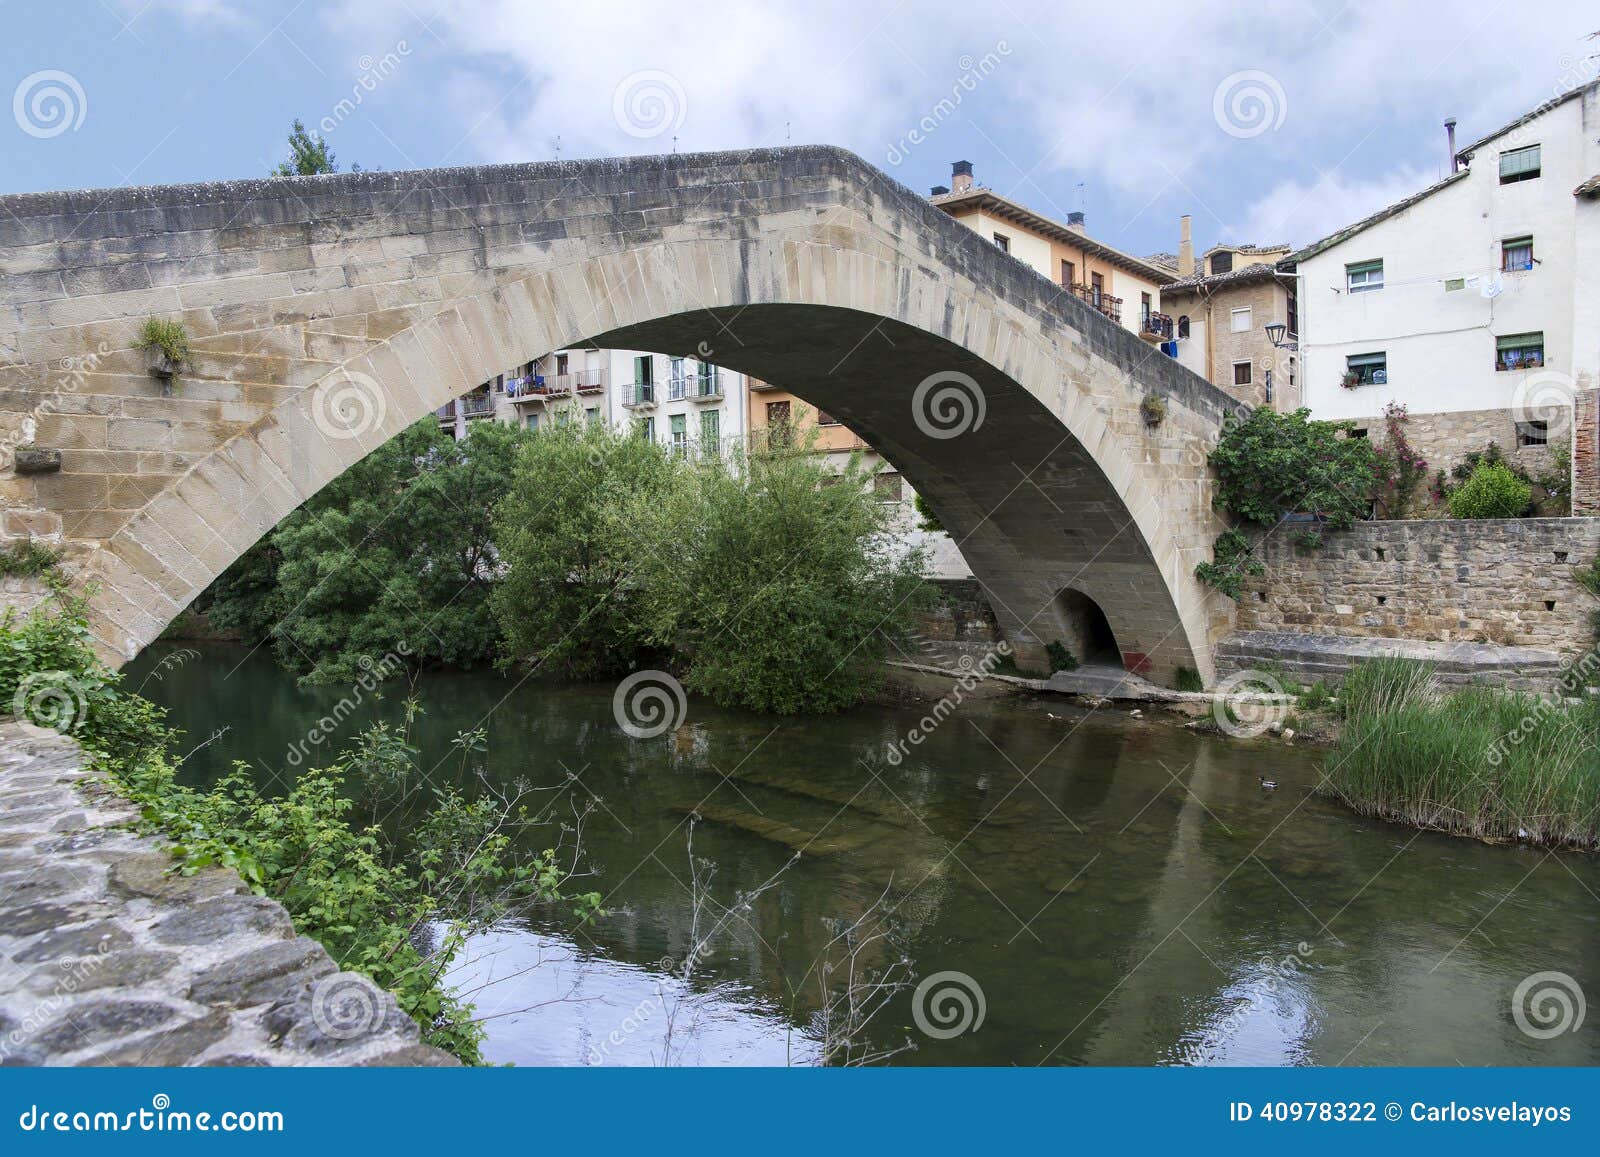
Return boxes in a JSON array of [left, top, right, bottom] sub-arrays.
[[1499, 145, 1540, 178]]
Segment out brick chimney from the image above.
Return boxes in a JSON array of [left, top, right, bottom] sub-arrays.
[[1178, 214, 1194, 277], [951, 160, 973, 193], [1066, 211, 1086, 233]]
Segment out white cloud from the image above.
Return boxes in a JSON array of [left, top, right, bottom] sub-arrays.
[[1226, 166, 1440, 253]]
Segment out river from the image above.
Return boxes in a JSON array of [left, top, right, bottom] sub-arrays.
[[125, 642, 1599, 1067]]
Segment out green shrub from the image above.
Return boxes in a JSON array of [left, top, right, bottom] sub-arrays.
[[1195, 527, 1264, 600], [1209, 406, 1378, 530], [0, 539, 62, 578], [134, 317, 190, 364], [1173, 666, 1204, 692], [1447, 460, 1532, 519], [1044, 640, 1078, 673]]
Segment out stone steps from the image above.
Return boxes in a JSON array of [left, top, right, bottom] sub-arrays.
[[1214, 630, 1578, 693]]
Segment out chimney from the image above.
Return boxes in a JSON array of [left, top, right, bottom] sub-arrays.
[[951, 160, 973, 193], [1066, 210, 1086, 233], [1444, 118, 1458, 173], [930, 184, 949, 197], [1178, 214, 1194, 277]]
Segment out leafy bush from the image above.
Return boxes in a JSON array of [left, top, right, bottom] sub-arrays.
[[1044, 640, 1078, 673], [1447, 460, 1532, 519], [1173, 666, 1204, 692], [1209, 406, 1378, 530], [635, 436, 932, 714], [209, 419, 528, 684], [0, 539, 62, 578], [491, 417, 682, 680], [134, 317, 190, 365], [912, 492, 944, 533], [1194, 527, 1264, 600]]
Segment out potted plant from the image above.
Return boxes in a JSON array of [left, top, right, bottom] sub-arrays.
[[1339, 371, 1362, 390], [136, 317, 191, 387]]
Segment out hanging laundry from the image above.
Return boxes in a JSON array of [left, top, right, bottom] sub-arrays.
[[1444, 278, 1465, 291], [1480, 274, 1504, 299]]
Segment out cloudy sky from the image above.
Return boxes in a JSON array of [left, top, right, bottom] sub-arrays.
[[5, 1, 1597, 257]]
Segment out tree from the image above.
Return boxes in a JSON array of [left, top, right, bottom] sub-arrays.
[[635, 440, 932, 714], [272, 118, 344, 176], [1208, 406, 1378, 530], [491, 417, 682, 680], [258, 419, 528, 684]]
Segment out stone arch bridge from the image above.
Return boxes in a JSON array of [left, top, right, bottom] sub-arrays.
[[0, 147, 1239, 685]]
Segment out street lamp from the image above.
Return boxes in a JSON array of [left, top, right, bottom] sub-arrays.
[[1264, 322, 1296, 350]]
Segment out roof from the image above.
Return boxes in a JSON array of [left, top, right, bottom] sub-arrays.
[[1144, 251, 1180, 272], [1288, 77, 1600, 265], [1285, 169, 1471, 265], [1202, 241, 1290, 257], [1454, 76, 1600, 162], [929, 186, 1177, 283], [1575, 173, 1600, 199], [1162, 261, 1289, 295]]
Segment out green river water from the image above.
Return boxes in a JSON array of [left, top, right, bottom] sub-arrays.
[[125, 642, 1599, 1067]]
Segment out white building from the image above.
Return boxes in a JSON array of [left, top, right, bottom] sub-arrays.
[[1289, 78, 1600, 509]]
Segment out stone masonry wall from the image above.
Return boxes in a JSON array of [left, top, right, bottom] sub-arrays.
[[1234, 517, 1600, 651], [1347, 404, 1565, 511], [1575, 388, 1599, 515], [0, 721, 456, 1066]]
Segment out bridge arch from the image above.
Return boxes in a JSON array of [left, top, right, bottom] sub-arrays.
[[0, 147, 1238, 684]]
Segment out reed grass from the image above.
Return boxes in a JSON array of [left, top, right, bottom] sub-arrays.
[[1323, 658, 1600, 849]]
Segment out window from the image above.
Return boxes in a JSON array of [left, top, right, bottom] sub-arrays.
[[875, 472, 903, 502], [766, 400, 792, 448], [1345, 351, 1387, 385], [700, 409, 720, 456], [1177, 315, 1190, 339], [670, 413, 688, 455], [1286, 294, 1298, 337], [993, 232, 1010, 252], [817, 410, 841, 426], [1348, 428, 1369, 439], [1501, 236, 1534, 272], [1517, 419, 1549, 447], [638, 416, 656, 442], [1061, 259, 1075, 287], [1230, 306, 1252, 333], [633, 355, 654, 384], [1210, 251, 1233, 275], [1495, 332, 1545, 371], [1346, 259, 1383, 293], [584, 406, 600, 424], [668, 357, 686, 399], [1499, 144, 1541, 184], [524, 413, 538, 431], [1140, 292, 1152, 321], [555, 353, 569, 376], [1090, 272, 1104, 303], [1232, 361, 1252, 386]]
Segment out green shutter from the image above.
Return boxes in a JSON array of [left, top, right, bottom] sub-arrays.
[[1499, 145, 1540, 178], [670, 413, 686, 434], [1346, 259, 1382, 276], [634, 355, 650, 384], [1347, 352, 1386, 368], [701, 409, 719, 445], [1496, 332, 1542, 350]]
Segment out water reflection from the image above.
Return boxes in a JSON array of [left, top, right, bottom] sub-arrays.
[[129, 643, 1600, 1067]]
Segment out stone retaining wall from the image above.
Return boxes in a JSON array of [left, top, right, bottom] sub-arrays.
[[1234, 517, 1600, 651], [0, 721, 456, 1067]]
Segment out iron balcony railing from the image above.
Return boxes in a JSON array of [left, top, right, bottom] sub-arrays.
[[1140, 312, 1174, 341], [694, 369, 722, 398], [1068, 283, 1122, 324], [624, 382, 656, 406]]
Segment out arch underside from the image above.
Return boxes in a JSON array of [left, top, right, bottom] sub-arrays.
[[0, 150, 1232, 684]]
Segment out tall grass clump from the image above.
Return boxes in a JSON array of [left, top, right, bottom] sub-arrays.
[[1324, 658, 1600, 849]]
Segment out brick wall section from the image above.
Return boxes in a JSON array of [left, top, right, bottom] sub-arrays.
[[1575, 388, 1599, 515], [1346, 404, 1563, 488], [1234, 517, 1600, 651]]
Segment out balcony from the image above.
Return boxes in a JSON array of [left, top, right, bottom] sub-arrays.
[[692, 370, 723, 400], [667, 376, 689, 401], [623, 383, 657, 408], [1139, 312, 1174, 342], [438, 392, 496, 422], [1068, 283, 1121, 324]]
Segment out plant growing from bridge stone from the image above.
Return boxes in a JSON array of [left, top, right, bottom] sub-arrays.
[[134, 316, 189, 377]]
